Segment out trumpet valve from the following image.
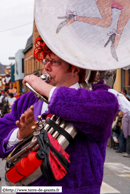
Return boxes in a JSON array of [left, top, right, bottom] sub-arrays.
[[35, 121, 39, 126], [37, 115, 42, 120], [32, 125, 37, 130]]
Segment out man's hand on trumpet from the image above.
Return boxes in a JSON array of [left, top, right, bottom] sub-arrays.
[[23, 75, 53, 99]]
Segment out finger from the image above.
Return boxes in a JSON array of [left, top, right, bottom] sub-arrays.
[[24, 107, 35, 124], [30, 105, 34, 111], [24, 108, 34, 119], [26, 111, 34, 120], [20, 114, 25, 123], [16, 120, 22, 128], [22, 75, 31, 86]]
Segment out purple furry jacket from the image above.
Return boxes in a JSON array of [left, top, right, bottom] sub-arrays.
[[0, 84, 119, 194]]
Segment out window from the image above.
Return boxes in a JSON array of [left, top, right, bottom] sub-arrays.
[[22, 58, 24, 73]]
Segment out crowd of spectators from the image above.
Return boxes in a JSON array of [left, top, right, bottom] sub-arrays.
[[112, 89, 130, 158], [0, 89, 23, 117]]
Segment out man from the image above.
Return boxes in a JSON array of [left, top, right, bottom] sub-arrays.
[[8, 93, 16, 112], [0, 44, 119, 194], [3, 74, 11, 91]]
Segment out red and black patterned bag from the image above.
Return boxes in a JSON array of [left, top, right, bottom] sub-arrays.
[[37, 129, 70, 182]]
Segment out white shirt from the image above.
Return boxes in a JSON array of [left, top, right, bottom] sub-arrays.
[[108, 89, 130, 116], [5, 77, 11, 84]]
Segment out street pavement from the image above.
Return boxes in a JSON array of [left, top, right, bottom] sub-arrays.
[[101, 147, 130, 194], [0, 147, 130, 194]]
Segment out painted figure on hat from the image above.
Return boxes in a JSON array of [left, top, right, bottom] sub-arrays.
[[56, 0, 130, 61]]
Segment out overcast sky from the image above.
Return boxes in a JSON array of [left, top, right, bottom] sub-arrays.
[[0, 0, 35, 65]]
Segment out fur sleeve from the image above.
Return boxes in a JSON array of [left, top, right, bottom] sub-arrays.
[[48, 86, 119, 141], [0, 91, 38, 158]]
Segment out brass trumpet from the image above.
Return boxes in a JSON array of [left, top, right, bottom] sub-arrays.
[[25, 73, 50, 104]]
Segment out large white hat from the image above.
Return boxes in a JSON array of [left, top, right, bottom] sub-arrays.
[[34, 0, 130, 70]]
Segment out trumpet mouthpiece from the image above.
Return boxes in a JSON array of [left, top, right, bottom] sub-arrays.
[[40, 73, 50, 83]]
